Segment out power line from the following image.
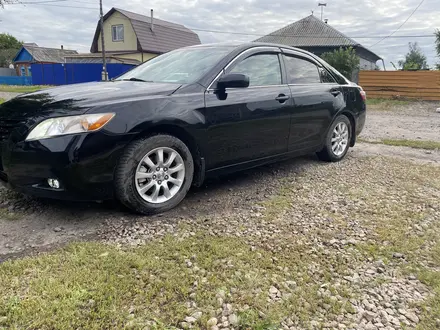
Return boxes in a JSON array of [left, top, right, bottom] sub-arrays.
[[370, 0, 426, 47], [4, 0, 436, 42]]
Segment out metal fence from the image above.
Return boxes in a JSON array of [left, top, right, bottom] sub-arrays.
[[0, 76, 32, 85], [359, 71, 440, 101], [31, 63, 135, 85]]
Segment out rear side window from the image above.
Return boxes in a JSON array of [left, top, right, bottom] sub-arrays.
[[320, 68, 337, 83], [230, 53, 281, 86], [283, 55, 321, 84]]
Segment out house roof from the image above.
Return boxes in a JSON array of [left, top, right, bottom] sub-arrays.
[[13, 45, 78, 63], [255, 15, 381, 61], [91, 7, 201, 54], [65, 53, 140, 65]]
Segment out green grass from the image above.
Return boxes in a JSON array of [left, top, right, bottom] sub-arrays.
[[359, 138, 440, 150], [0, 233, 351, 329], [0, 85, 50, 93], [0, 98, 4, 104], [366, 98, 411, 109]]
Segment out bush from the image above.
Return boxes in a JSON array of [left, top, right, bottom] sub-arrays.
[[320, 47, 360, 80]]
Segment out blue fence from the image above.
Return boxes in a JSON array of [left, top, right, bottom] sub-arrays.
[[0, 76, 32, 85], [31, 63, 135, 85]]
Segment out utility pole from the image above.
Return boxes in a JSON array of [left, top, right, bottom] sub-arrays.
[[318, 2, 327, 21], [99, 0, 108, 81]]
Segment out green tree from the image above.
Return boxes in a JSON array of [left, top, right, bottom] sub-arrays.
[[397, 42, 428, 70], [0, 33, 22, 67], [435, 29, 440, 70], [320, 47, 360, 80]]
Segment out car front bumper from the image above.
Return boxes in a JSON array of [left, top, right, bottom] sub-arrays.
[[0, 132, 133, 201]]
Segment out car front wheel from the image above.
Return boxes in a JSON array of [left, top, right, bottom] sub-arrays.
[[317, 114, 351, 162], [115, 134, 194, 214]]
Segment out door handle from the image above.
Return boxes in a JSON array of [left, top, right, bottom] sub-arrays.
[[330, 89, 341, 96], [275, 94, 290, 103]]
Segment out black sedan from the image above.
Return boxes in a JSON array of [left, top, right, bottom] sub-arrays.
[[0, 43, 366, 214]]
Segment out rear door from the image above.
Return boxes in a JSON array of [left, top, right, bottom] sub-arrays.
[[203, 47, 293, 170], [281, 49, 344, 152]]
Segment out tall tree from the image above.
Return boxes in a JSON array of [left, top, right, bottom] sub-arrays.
[[398, 42, 428, 70], [320, 47, 360, 80], [435, 29, 440, 70], [0, 33, 22, 67]]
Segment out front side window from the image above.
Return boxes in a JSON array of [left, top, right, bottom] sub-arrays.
[[112, 25, 124, 42], [283, 55, 321, 84], [230, 53, 281, 86], [117, 46, 233, 84]]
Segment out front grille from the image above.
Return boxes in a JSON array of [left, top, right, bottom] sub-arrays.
[[0, 119, 23, 141]]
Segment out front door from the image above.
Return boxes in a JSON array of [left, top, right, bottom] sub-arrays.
[[203, 49, 292, 170]]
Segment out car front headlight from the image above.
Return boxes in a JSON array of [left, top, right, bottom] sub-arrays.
[[26, 113, 115, 141]]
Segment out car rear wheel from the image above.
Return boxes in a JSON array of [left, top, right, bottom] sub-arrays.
[[317, 115, 351, 162], [115, 134, 194, 214]]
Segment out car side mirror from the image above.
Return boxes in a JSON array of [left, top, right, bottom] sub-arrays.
[[216, 73, 250, 91]]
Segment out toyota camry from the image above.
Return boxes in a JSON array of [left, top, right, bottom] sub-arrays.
[[0, 43, 366, 214]]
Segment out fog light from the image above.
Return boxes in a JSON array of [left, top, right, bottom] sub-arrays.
[[47, 178, 60, 189]]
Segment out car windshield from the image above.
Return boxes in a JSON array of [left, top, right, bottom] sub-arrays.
[[116, 46, 233, 84]]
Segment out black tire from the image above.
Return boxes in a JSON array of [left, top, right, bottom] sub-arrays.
[[114, 134, 194, 215], [317, 115, 351, 162]]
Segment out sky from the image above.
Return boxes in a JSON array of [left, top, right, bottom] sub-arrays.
[[2, 0, 439, 70]]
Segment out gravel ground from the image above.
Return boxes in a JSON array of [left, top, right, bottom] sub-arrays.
[[2, 145, 439, 329], [0, 91, 20, 101], [99, 150, 440, 329], [100, 150, 440, 330], [361, 101, 440, 142]]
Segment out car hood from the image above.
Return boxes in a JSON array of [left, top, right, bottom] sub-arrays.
[[0, 81, 182, 120]]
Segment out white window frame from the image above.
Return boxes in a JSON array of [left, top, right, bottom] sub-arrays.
[[112, 24, 124, 42]]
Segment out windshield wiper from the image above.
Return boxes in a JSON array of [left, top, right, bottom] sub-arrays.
[[121, 78, 154, 82]]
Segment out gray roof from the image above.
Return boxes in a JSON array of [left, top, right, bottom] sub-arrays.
[[91, 7, 201, 54], [65, 54, 140, 65], [23, 45, 78, 63], [255, 15, 380, 60]]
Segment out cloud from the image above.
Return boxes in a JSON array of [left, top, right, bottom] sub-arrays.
[[2, 0, 439, 69]]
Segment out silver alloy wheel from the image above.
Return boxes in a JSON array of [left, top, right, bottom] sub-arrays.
[[331, 122, 349, 156], [135, 147, 185, 204]]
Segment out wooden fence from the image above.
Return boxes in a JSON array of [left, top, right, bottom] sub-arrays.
[[359, 71, 440, 101]]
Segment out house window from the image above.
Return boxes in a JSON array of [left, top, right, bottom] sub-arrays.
[[112, 25, 124, 42], [20, 66, 26, 77]]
